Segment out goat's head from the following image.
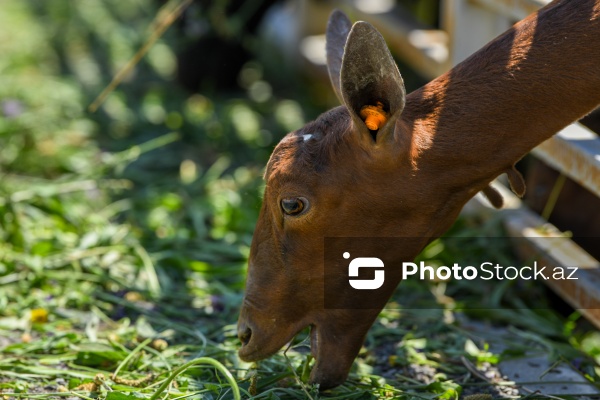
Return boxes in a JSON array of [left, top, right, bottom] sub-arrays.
[[237, 11, 463, 389]]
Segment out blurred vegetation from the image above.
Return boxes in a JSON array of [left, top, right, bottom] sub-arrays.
[[0, 0, 312, 299], [1, 1, 600, 399], [0, 0, 311, 397]]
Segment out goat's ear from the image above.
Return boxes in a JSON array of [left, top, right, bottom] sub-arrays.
[[326, 10, 352, 104], [341, 21, 406, 144]]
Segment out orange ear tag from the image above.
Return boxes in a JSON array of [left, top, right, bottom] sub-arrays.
[[359, 101, 388, 130]]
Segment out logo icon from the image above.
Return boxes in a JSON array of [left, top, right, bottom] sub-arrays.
[[344, 252, 385, 290]]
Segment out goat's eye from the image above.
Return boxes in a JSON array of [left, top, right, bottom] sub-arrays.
[[281, 197, 307, 216]]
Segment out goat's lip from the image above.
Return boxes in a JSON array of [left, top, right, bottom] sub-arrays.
[[238, 324, 306, 362]]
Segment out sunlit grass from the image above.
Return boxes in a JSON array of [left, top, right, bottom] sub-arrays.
[[1, 1, 599, 399]]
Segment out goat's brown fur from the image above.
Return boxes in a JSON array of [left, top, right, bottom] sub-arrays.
[[238, 0, 600, 389]]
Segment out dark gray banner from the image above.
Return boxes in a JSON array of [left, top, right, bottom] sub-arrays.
[[323, 236, 599, 310]]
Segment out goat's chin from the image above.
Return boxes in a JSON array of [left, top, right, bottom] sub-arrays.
[[308, 325, 355, 391]]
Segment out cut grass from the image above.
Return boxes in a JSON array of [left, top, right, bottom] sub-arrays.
[[1, 1, 600, 399]]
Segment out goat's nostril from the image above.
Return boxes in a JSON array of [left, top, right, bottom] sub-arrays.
[[239, 326, 252, 346]]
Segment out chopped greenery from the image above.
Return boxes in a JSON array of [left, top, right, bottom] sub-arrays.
[[1, 1, 599, 399]]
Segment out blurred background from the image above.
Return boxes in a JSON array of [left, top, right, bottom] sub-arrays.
[[0, 0, 444, 318]]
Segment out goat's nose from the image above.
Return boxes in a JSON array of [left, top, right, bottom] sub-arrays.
[[238, 323, 252, 346]]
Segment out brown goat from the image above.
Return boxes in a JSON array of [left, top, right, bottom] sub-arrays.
[[237, 0, 600, 389]]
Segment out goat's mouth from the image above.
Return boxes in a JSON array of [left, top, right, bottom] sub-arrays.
[[239, 324, 320, 362], [237, 321, 319, 362], [238, 319, 356, 390], [238, 321, 308, 362]]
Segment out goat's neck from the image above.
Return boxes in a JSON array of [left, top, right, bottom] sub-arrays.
[[405, 0, 600, 195]]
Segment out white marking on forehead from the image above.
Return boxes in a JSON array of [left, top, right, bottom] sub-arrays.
[[303, 134, 313, 141]]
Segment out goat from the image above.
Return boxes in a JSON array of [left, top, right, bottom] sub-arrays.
[[237, 0, 600, 389]]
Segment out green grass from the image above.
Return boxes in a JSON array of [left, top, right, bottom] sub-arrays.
[[1, 1, 600, 399]]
